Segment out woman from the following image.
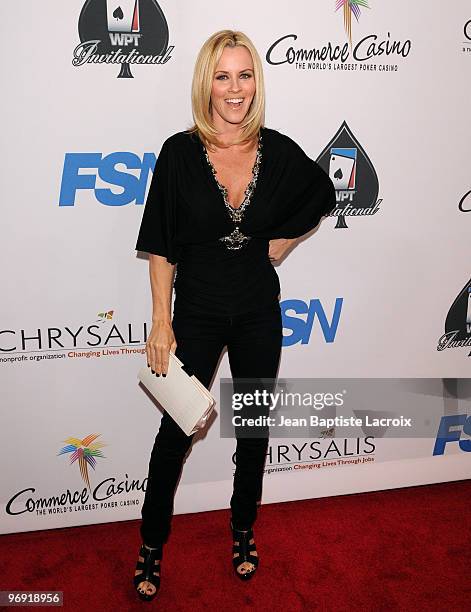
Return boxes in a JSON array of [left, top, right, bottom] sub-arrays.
[[133, 30, 335, 601]]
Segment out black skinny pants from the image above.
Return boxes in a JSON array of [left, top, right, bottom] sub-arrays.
[[140, 297, 283, 547]]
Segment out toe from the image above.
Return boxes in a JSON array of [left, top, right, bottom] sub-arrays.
[[237, 562, 254, 575]]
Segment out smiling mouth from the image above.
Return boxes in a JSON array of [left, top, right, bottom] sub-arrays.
[[225, 98, 244, 108]]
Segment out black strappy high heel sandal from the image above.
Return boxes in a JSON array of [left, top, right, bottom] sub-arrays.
[[133, 543, 162, 602], [230, 520, 259, 580]]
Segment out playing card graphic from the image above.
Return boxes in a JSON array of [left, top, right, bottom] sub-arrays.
[[78, 0, 169, 79], [329, 148, 356, 190], [444, 278, 471, 341], [316, 121, 380, 229], [107, 0, 140, 32]]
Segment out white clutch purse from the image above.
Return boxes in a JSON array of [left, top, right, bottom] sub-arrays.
[[138, 352, 216, 436]]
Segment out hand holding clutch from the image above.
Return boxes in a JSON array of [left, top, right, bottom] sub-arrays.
[[138, 352, 216, 436]]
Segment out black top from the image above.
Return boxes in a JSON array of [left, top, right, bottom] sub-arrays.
[[135, 126, 336, 316]]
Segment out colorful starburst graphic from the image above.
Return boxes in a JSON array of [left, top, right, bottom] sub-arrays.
[[96, 310, 114, 322], [58, 433, 107, 490], [321, 426, 335, 438], [335, 0, 370, 46]]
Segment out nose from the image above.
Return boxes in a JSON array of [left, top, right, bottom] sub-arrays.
[[228, 75, 242, 92]]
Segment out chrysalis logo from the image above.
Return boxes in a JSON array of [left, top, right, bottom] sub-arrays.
[[437, 279, 471, 355], [73, 0, 173, 78], [316, 122, 382, 228]]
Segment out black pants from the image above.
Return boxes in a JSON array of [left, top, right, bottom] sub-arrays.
[[140, 297, 283, 547]]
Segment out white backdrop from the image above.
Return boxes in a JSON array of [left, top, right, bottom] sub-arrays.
[[1, 1, 470, 534]]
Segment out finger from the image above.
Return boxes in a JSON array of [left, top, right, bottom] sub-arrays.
[[147, 342, 156, 373], [159, 344, 169, 375], [161, 347, 170, 376], [155, 345, 164, 375]]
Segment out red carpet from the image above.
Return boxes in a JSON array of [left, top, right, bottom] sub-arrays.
[[1, 479, 470, 611]]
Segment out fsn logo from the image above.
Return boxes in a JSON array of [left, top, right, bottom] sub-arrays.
[[433, 415, 471, 455], [59, 152, 157, 206], [281, 298, 343, 346]]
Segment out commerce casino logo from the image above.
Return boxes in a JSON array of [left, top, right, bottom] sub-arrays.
[[437, 278, 471, 357], [5, 434, 146, 517], [316, 121, 382, 228], [266, 0, 411, 73], [73, 0, 173, 78]]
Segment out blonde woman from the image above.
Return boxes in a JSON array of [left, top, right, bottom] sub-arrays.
[[133, 30, 335, 601]]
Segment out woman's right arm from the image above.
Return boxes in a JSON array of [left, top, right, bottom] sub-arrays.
[[146, 254, 177, 376]]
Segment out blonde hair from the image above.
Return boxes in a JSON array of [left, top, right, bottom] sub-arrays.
[[188, 30, 265, 149]]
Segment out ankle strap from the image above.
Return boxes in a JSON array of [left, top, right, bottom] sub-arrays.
[[142, 543, 163, 554]]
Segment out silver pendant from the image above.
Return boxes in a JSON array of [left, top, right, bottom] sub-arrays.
[[219, 226, 251, 250]]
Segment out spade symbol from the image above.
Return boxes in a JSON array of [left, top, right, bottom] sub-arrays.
[[444, 278, 471, 340], [78, 0, 169, 79], [316, 121, 380, 229], [113, 7, 124, 21]]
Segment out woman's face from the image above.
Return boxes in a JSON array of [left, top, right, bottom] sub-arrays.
[[210, 45, 256, 128]]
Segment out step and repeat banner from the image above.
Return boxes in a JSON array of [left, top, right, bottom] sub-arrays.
[[1, 1, 470, 534]]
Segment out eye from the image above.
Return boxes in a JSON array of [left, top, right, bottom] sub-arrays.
[[240, 73, 252, 79], [215, 74, 228, 80]]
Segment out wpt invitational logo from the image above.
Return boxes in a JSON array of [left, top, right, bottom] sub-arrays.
[[266, 0, 411, 73], [58, 434, 107, 490], [316, 121, 381, 228], [73, 0, 173, 78], [438, 279, 471, 357]]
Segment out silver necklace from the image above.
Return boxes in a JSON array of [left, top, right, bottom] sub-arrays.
[[204, 135, 263, 250]]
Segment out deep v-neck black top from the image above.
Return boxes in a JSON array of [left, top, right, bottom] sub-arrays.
[[135, 126, 335, 316]]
